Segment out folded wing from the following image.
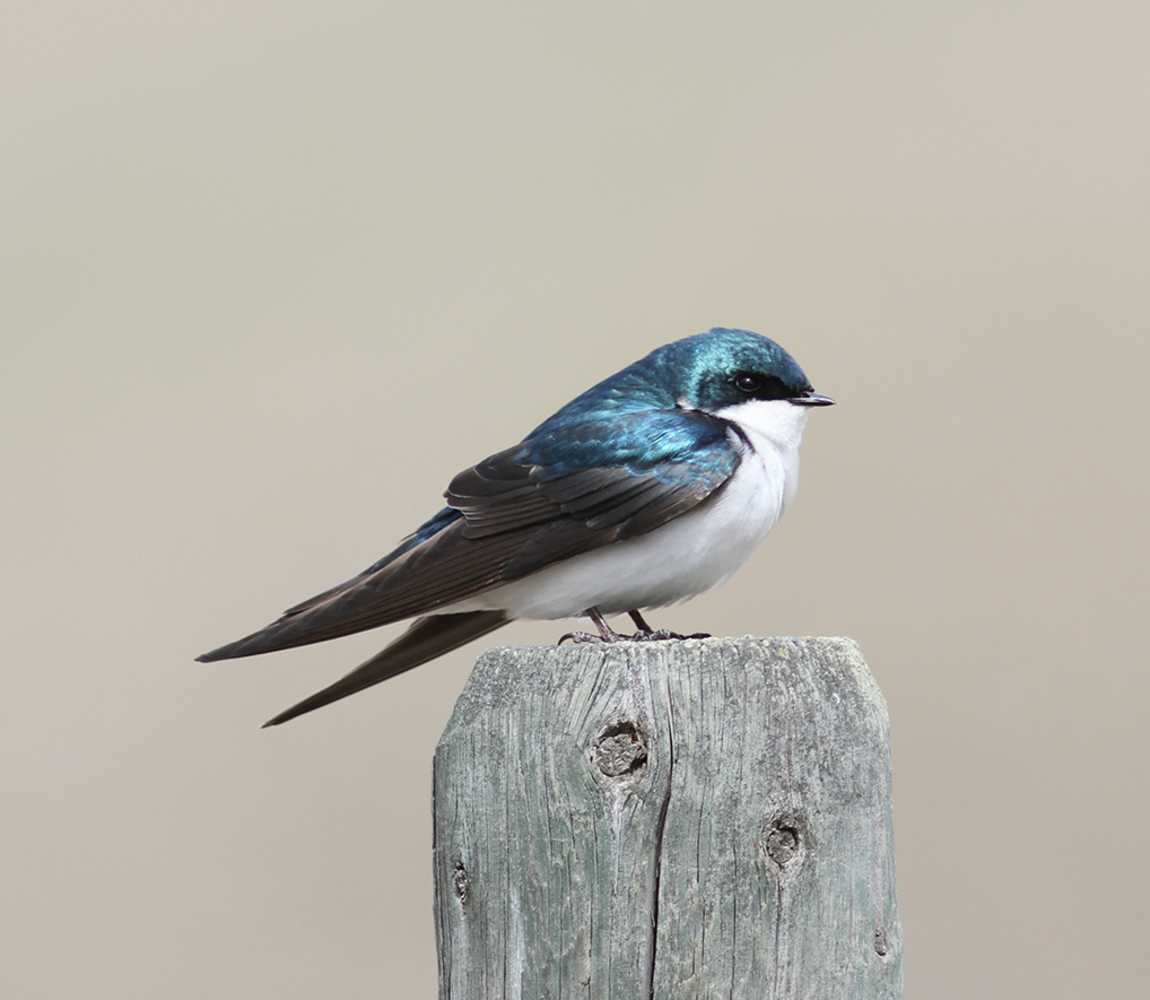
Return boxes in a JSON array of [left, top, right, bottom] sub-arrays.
[[197, 409, 739, 661]]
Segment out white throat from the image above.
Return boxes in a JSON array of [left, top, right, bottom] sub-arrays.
[[712, 399, 811, 453]]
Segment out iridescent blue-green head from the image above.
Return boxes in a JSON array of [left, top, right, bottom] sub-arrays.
[[651, 327, 833, 412], [529, 327, 832, 443]]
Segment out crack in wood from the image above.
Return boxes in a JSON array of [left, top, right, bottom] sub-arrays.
[[646, 724, 673, 998]]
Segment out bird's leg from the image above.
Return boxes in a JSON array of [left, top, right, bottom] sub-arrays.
[[557, 607, 629, 645], [588, 607, 627, 640], [626, 608, 712, 642], [628, 609, 655, 634]]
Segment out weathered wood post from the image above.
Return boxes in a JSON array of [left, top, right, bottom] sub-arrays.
[[432, 636, 901, 999]]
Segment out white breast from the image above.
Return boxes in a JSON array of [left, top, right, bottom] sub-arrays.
[[463, 400, 810, 621]]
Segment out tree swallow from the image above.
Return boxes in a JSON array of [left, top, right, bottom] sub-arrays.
[[198, 328, 834, 726]]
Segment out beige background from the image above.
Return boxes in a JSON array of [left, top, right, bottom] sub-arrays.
[[3, 2, 1148, 997]]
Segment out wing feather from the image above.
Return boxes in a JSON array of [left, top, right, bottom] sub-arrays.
[[197, 409, 740, 661]]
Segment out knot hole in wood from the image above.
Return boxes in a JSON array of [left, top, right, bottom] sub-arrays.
[[591, 719, 648, 778], [452, 859, 471, 905], [763, 813, 808, 873]]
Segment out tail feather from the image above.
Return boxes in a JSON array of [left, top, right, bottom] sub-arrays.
[[260, 610, 511, 728]]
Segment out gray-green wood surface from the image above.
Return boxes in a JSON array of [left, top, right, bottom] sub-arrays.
[[432, 636, 901, 1000]]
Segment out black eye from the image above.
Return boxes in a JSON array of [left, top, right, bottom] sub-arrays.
[[732, 371, 790, 399]]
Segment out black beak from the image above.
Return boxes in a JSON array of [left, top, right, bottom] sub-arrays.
[[790, 391, 835, 407]]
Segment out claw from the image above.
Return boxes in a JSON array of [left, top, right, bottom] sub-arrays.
[[557, 631, 607, 646], [631, 629, 712, 642], [625, 610, 709, 641], [560, 607, 711, 646]]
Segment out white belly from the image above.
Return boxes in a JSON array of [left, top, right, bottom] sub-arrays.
[[464, 402, 806, 620]]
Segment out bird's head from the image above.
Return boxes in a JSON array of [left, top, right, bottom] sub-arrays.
[[653, 328, 833, 444], [526, 327, 832, 446]]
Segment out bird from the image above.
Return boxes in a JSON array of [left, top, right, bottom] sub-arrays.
[[198, 327, 834, 726]]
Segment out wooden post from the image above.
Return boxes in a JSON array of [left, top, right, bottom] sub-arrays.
[[432, 637, 901, 1000]]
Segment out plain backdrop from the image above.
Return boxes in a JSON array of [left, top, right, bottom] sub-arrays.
[[3, 2, 1148, 997]]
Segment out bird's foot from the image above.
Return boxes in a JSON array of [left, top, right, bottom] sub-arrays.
[[557, 630, 618, 645], [559, 608, 710, 645], [630, 629, 712, 642], [625, 609, 709, 641], [559, 606, 633, 645]]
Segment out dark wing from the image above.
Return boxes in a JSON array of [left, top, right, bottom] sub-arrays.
[[197, 408, 740, 661], [261, 610, 511, 727]]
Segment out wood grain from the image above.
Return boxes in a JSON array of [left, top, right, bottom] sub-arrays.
[[432, 636, 901, 999]]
